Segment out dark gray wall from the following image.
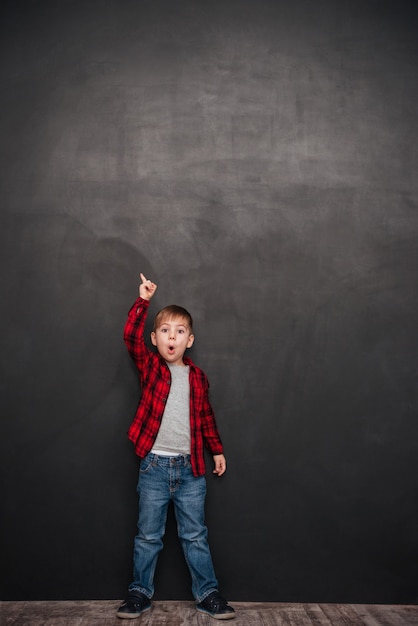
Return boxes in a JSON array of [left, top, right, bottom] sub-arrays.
[[1, 0, 417, 603]]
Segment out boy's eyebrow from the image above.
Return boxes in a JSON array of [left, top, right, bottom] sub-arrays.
[[159, 320, 189, 328]]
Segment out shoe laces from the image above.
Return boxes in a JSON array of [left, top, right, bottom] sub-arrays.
[[207, 592, 228, 609]]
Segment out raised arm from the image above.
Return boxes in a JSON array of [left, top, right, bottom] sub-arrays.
[[123, 274, 158, 379]]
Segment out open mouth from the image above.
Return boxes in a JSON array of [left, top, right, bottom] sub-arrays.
[[168, 345, 175, 353]]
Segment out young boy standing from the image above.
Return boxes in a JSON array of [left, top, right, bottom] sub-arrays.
[[117, 273, 235, 620]]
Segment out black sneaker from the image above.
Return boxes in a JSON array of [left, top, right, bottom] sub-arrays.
[[116, 591, 151, 619], [197, 591, 235, 620]]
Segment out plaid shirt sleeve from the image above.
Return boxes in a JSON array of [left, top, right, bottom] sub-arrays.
[[123, 297, 171, 457], [187, 359, 224, 476], [123, 296, 152, 384]]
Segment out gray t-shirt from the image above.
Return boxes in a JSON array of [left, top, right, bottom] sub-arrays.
[[151, 363, 191, 455]]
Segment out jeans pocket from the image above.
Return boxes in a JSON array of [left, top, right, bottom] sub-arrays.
[[139, 456, 154, 474]]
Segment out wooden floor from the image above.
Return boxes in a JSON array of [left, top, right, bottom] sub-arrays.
[[0, 601, 417, 626]]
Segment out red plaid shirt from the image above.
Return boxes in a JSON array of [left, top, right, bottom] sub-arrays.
[[123, 297, 224, 477]]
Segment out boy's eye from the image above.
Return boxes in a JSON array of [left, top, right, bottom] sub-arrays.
[[161, 328, 168, 333], [178, 329, 185, 334]]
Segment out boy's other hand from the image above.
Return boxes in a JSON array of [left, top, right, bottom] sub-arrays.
[[213, 454, 226, 477], [139, 273, 157, 300]]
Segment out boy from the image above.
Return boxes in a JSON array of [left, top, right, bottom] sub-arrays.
[[117, 273, 235, 620]]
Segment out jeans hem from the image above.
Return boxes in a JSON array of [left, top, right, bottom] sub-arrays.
[[127, 586, 153, 600], [196, 588, 218, 603]]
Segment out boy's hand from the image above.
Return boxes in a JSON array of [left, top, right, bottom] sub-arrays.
[[213, 454, 226, 477], [139, 273, 157, 300]]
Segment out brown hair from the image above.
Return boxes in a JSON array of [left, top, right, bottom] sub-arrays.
[[153, 305, 194, 333]]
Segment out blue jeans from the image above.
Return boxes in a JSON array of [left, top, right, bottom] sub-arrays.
[[128, 453, 219, 602]]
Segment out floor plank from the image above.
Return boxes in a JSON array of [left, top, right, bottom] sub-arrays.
[[0, 601, 417, 625]]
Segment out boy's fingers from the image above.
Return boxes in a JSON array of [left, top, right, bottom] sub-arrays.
[[213, 460, 225, 475], [140, 273, 147, 283]]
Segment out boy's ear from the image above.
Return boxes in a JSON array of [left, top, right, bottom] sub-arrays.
[[187, 334, 195, 349], [151, 331, 157, 346]]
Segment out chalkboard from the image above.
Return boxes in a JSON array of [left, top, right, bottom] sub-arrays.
[[1, 0, 417, 604]]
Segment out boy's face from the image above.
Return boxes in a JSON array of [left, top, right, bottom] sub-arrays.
[[151, 315, 194, 366]]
